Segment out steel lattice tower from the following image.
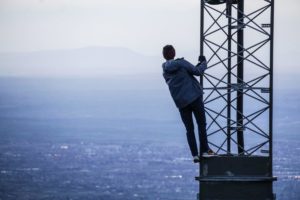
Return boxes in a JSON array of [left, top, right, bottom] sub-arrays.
[[196, 0, 276, 199]]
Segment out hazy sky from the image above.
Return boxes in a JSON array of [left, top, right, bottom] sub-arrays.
[[0, 0, 202, 56], [0, 0, 299, 64]]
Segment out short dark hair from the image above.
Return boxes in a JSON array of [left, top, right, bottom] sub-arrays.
[[162, 45, 175, 60]]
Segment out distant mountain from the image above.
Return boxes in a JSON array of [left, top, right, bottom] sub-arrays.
[[0, 47, 162, 77], [0, 46, 298, 90]]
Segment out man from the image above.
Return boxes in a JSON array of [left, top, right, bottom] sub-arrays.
[[162, 45, 215, 163]]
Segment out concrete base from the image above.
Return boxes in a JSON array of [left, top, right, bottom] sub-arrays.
[[196, 155, 276, 200]]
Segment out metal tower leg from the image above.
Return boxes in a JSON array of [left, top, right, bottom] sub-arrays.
[[226, 0, 232, 154], [236, 0, 245, 154]]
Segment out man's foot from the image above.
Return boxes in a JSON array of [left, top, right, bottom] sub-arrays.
[[193, 155, 200, 163], [202, 149, 216, 157]]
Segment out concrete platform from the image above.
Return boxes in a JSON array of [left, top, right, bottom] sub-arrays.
[[196, 155, 277, 200]]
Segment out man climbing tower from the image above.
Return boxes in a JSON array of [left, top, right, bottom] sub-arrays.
[[162, 45, 215, 163]]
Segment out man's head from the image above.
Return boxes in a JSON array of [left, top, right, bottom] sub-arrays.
[[163, 45, 176, 60]]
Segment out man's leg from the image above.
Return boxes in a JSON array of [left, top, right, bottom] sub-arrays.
[[191, 97, 210, 155], [179, 105, 198, 157]]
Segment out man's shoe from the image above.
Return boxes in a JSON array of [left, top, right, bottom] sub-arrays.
[[193, 155, 200, 163], [202, 149, 216, 157]]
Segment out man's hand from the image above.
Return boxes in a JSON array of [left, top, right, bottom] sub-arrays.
[[198, 55, 206, 64]]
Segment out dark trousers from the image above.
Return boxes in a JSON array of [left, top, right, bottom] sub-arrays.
[[179, 96, 209, 156]]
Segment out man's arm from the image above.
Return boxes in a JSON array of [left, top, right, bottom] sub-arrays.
[[181, 58, 207, 76]]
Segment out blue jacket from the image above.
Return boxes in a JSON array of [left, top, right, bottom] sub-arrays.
[[162, 58, 207, 109]]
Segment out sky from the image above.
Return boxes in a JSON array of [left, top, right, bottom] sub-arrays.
[[0, 0, 202, 56], [0, 0, 299, 68]]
